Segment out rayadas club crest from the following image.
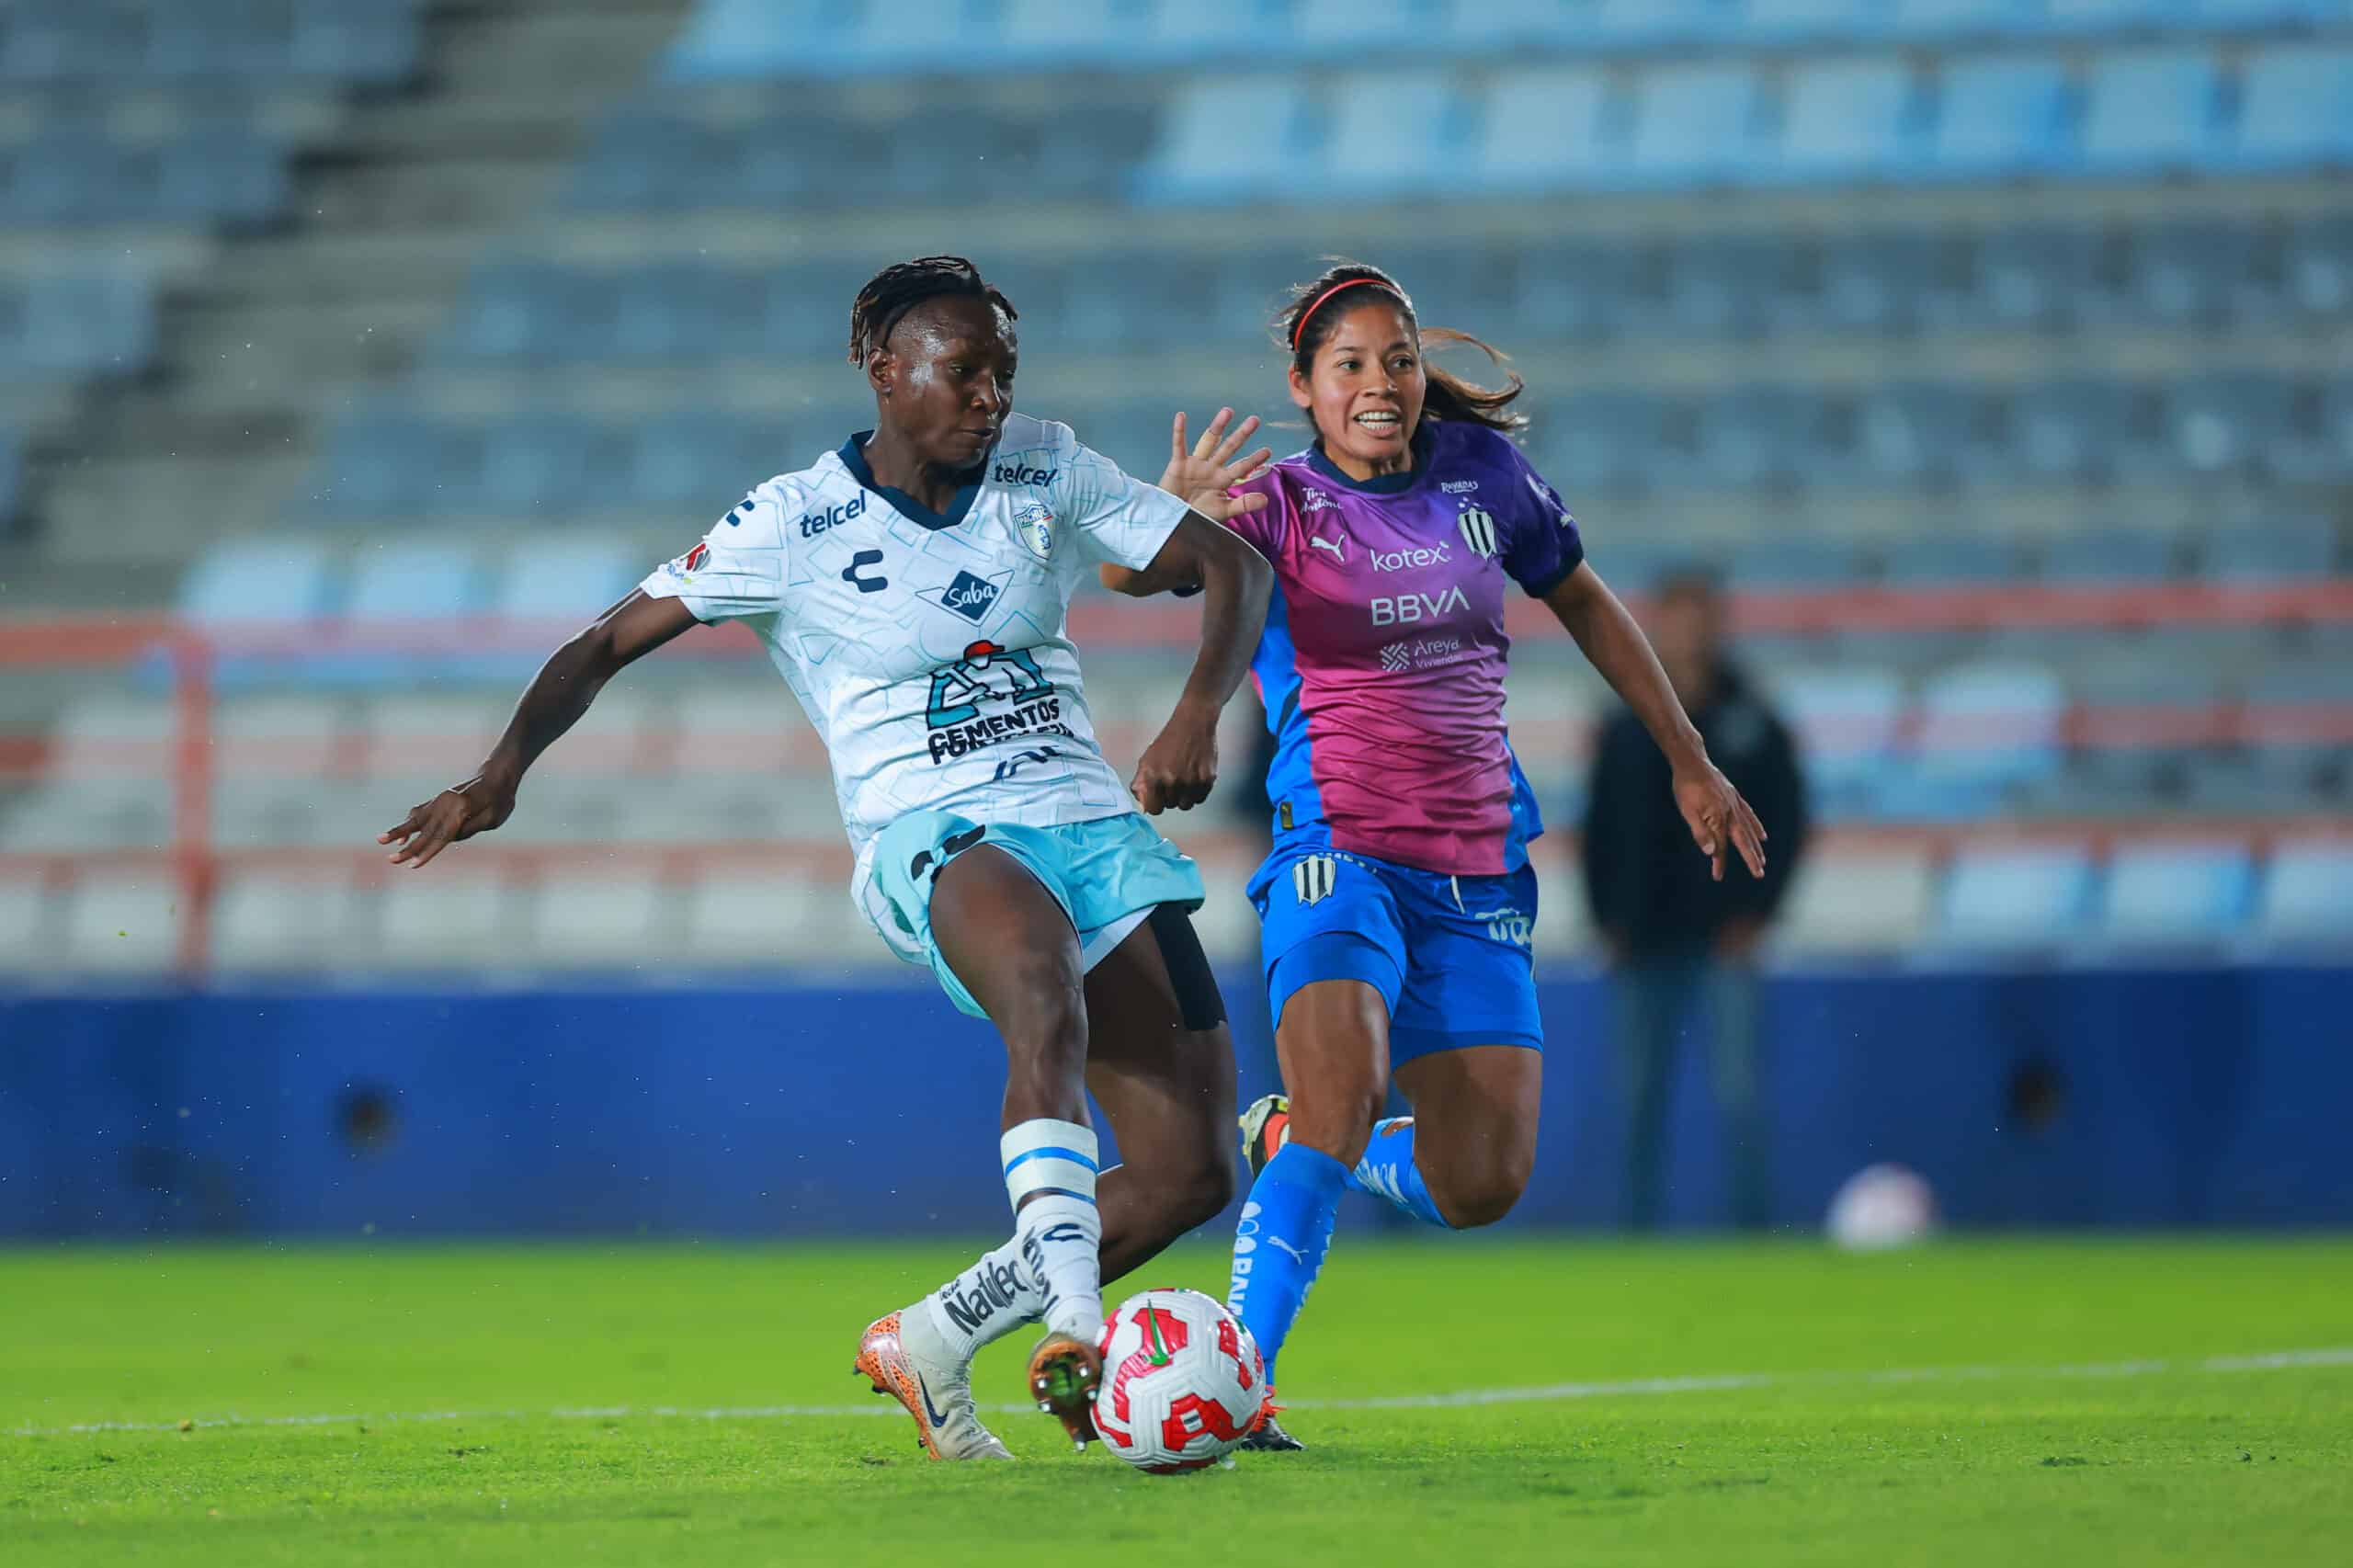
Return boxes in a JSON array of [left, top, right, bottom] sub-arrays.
[[1013, 500, 1055, 561], [1457, 504, 1497, 559]]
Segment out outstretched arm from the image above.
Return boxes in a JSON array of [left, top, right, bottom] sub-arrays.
[[1127, 507, 1274, 814], [377, 590, 699, 867], [1101, 408, 1272, 598], [1543, 562, 1767, 883]]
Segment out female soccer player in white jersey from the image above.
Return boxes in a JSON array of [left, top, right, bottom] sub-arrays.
[[379, 256, 1278, 1459], [1105, 260, 1768, 1449]]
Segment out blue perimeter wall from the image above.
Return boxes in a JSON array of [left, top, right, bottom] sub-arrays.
[[3, 966, 2348, 1239]]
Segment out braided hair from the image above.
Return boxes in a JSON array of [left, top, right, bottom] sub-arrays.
[[1275, 259, 1526, 437], [847, 255, 1017, 367]]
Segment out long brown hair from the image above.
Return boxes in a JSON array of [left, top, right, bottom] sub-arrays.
[[1274, 259, 1527, 438]]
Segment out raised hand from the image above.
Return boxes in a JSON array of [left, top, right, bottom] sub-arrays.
[[1131, 698, 1221, 815], [1672, 763, 1768, 883], [377, 770, 517, 869], [1160, 408, 1274, 526]]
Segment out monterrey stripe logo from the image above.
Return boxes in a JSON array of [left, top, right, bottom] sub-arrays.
[[1292, 855, 1338, 906], [1457, 505, 1497, 560]]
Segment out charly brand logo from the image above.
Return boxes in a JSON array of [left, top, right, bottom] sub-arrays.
[[1292, 854, 1339, 906], [840, 549, 888, 594], [799, 492, 868, 540], [992, 460, 1057, 487], [1457, 504, 1498, 559], [1370, 540, 1449, 573], [931, 568, 1006, 624], [1011, 500, 1055, 561], [1439, 479, 1480, 494], [1370, 586, 1470, 626]]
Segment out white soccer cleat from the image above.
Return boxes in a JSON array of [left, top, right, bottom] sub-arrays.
[[853, 1309, 1016, 1461]]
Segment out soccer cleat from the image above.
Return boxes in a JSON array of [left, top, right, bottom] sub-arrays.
[[1240, 1092, 1291, 1181], [1241, 1389, 1306, 1452], [853, 1311, 1014, 1461], [1025, 1329, 1104, 1450]]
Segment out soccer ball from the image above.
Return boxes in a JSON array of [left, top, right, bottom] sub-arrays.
[[1092, 1288, 1265, 1473], [1825, 1162, 1938, 1251]]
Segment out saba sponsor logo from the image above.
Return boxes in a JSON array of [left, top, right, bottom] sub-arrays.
[[1370, 585, 1470, 626], [1370, 540, 1450, 573], [992, 460, 1057, 487], [932, 568, 1006, 624], [939, 1256, 1029, 1335], [798, 492, 868, 539]]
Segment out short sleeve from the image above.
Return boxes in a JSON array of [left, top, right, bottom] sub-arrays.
[[1220, 470, 1289, 559], [1498, 445, 1586, 599], [637, 482, 792, 623], [1055, 437, 1188, 572]]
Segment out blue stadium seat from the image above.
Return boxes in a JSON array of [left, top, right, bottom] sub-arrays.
[[608, 264, 749, 362], [2285, 214, 2353, 318], [2006, 379, 2138, 482], [1951, 222, 2100, 328], [1472, 66, 1614, 191], [1926, 55, 2073, 177], [1531, 392, 1670, 494], [2107, 219, 2255, 326], [1913, 661, 2068, 795], [1133, 78, 1303, 203], [2258, 839, 2353, 944], [2199, 518, 2341, 580], [2079, 47, 2221, 173], [990, 0, 1148, 69], [2039, 527, 2182, 580], [2042, 0, 2191, 31], [0, 130, 130, 224], [565, 110, 731, 210], [1686, 387, 1817, 489], [665, 0, 841, 78], [318, 413, 447, 516], [627, 412, 799, 506], [1314, 71, 1465, 199], [2191, 0, 2335, 22], [1141, 0, 1293, 64], [289, 2, 424, 84], [1509, 242, 1633, 339], [480, 416, 618, 513], [1742, 0, 1882, 43], [1891, 0, 2045, 40], [1770, 59, 1921, 182], [1878, 533, 2028, 584], [345, 541, 485, 620], [1722, 532, 1865, 588], [2226, 45, 2353, 170], [488, 536, 642, 621], [179, 540, 338, 623], [1025, 108, 1157, 199], [1655, 237, 1784, 338], [1582, 0, 1729, 51], [1775, 667, 1904, 812], [154, 127, 290, 226], [2268, 373, 2353, 483], [1938, 846, 2096, 948], [1619, 63, 1763, 187], [2156, 373, 2292, 479], [1290, 0, 1449, 54], [2099, 843, 2256, 946], [1795, 230, 1953, 334], [3, 272, 156, 378], [1831, 382, 2004, 487], [442, 261, 576, 364]]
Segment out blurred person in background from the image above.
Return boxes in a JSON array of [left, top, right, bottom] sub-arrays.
[[1584, 565, 1808, 1233]]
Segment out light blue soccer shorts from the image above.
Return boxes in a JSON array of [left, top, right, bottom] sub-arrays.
[[869, 809, 1207, 1019]]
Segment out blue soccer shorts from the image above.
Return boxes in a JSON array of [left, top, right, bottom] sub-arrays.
[[1248, 845, 1542, 1064]]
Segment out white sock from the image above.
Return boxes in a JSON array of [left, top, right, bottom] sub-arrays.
[[919, 1238, 1042, 1362], [1001, 1118, 1103, 1342]]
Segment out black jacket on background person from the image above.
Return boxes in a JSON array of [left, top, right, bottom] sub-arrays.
[[1581, 663, 1809, 955]]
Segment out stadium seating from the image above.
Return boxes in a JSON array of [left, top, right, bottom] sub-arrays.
[[2257, 838, 2353, 942], [1938, 845, 2097, 947], [2099, 842, 2257, 943], [0, 1, 421, 85], [0, 271, 159, 380]]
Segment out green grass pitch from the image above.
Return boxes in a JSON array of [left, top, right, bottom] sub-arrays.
[[6, 1237, 2350, 1566]]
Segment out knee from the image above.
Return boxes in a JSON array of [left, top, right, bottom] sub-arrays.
[[1286, 1072, 1385, 1166], [1427, 1145, 1533, 1231], [1180, 1149, 1238, 1228], [995, 951, 1087, 1062]]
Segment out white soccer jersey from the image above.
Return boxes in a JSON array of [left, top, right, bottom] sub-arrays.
[[636, 412, 1187, 959]]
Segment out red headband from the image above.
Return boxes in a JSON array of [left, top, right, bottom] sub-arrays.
[[1290, 277, 1399, 350]]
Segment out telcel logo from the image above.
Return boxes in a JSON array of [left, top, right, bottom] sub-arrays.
[[1370, 542, 1450, 573], [993, 460, 1057, 486], [799, 493, 868, 539], [1370, 586, 1470, 626]]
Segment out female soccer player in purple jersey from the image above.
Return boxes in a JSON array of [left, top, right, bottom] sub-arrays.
[[1105, 261, 1768, 1449]]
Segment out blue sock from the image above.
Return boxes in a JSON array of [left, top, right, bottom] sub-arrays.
[[1346, 1117, 1453, 1229], [1226, 1142, 1347, 1388]]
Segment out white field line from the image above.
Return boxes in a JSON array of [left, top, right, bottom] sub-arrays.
[[13, 1346, 2351, 1439]]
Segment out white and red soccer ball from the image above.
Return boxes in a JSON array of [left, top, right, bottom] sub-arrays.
[[1093, 1288, 1266, 1473]]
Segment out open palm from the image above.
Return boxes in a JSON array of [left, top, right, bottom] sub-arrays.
[[1161, 407, 1273, 525]]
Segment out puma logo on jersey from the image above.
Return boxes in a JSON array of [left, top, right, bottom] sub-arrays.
[[1309, 534, 1347, 562]]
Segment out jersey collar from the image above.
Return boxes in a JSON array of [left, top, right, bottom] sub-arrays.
[[837, 431, 988, 531], [1304, 420, 1436, 496]]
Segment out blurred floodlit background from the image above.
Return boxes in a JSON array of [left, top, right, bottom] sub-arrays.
[[1, 0, 2347, 1237]]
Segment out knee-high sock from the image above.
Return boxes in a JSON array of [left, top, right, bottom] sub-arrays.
[[1344, 1116, 1453, 1229], [1003, 1118, 1104, 1341], [1226, 1142, 1347, 1387], [919, 1236, 1043, 1362]]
